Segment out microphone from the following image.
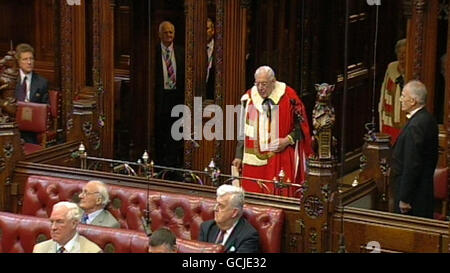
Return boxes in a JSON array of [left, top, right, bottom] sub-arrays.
[[141, 215, 152, 237]]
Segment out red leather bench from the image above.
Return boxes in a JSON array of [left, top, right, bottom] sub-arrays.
[[0, 212, 223, 253], [21, 175, 284, 252]]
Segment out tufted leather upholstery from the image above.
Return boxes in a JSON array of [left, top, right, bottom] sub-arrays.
[[433, 167, 448, 220], [0, 212, 224, 253], [177, 238, 224, 253], [22, 175, 284, 252], [0, 211, 146, 253]]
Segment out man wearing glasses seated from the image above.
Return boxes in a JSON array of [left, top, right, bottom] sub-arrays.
[[78, 180, 120, 228]]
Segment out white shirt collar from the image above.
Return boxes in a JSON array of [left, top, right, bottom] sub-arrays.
[[221, 218, 240, 245], [207, 39, 214, 50], [56, 232, 79, 253], [85, 209, 103, 224], [406, 105, 424, 119], [161, 42, 174, 53], [19, 69, 32, 82]]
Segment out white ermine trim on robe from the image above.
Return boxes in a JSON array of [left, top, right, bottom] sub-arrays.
[[243, 152, 269, 166]]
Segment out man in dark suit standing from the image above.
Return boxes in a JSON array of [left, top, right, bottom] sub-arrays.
[[392, 80, 438, 219], [15, 43, 49, 144], [205, 18, 215, 100], [154, 21, 185, 169], [199, 185, 260, 253]]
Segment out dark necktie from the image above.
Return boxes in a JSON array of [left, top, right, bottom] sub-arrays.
[[262, 98, 273, 121], [18, 76, 27, 101], [81, 214, 88, 224], [57, 246, 65, 253], [215, 230, 225, 244]]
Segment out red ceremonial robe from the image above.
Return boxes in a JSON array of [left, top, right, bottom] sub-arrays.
[[241, 81, 312, 197]]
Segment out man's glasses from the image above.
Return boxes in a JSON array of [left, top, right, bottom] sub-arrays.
[[79, 190, 99, 197], [254, 82, 271, 88]]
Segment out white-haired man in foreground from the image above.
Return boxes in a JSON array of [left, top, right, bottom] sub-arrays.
[[33, 201, 102, 253], [198, 184, 260, 253]]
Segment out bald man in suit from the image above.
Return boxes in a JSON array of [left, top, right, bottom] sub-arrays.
[[154, 21, 185, 170], [392, 80, 438, 218], [78, 180, 120, 228]]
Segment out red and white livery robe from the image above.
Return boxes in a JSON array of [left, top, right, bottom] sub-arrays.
[[378, 61, 406, 144], [240, 81, 312, 197]]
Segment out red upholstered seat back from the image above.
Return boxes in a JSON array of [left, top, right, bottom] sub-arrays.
[[48, 90, 59, 118], [78, 224, 149, 253], [434, 167, 448, 200], [177, 238, 224, 253], [16, 101, 49, 132], [0, 212, 223, 253], [21, 175, 284, 252], [22, 176, 85, 217], [0, 212, 50, 253]]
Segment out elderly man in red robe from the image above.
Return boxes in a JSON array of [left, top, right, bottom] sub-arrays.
[[232, 66, 312, 197]]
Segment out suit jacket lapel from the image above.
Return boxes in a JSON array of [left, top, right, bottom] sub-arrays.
[[71, 237, 81, 253], [50, 241, 58, 253], [30, 72, 37, 99], [223, 218, 244, 252], [209, 223, 220, 243], [91, 210, 106, 225]]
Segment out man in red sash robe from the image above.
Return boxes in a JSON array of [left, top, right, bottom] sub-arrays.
[[232, 66, 312, 197]]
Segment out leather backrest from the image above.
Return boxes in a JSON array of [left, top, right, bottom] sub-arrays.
[[0, 212, 224, 253], [0, 212, 50, 253], [21, 175, 284, 252], [16, 101, 49, 132], [48, 90, 59, 118], [434, 167, 448, 200], [176, 238, 224, 253]]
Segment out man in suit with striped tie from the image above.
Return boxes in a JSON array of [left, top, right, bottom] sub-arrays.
[[154, 21, 185, 171], [33, 202, 102, 253], [15, 43, 49, 144]]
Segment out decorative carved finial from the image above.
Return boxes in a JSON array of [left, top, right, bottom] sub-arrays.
[[0, 50, 19, 122], [78, 143, 85, 153], [311, 83, 336, 160], [142, 150, 149, 164], [206, 158, 221, 186], [78, 143, 87, 169]]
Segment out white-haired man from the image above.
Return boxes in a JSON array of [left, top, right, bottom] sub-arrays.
[[33, 201, 102, 253], [392, 80, 438, 218], [78, 180, 120, 228], [232, 65, 312, 196], [154, 20, 185, 170], [199, 185, 260, 253]]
